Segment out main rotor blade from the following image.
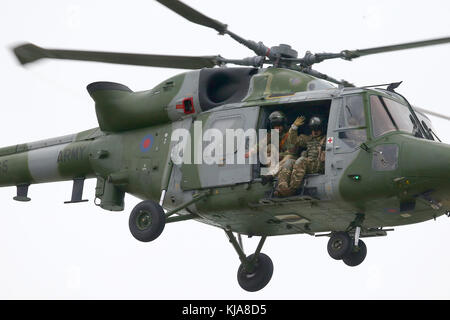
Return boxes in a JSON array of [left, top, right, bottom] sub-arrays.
[[413, 106, 450, 122], [295, 36, 450, 67], [342, 36, 450, 60], [155, 0, 272, 58], [13, 43, 221, 69], [155, 0, 227, 34]]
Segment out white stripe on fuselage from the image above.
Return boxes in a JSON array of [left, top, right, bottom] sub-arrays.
[[28, 143, 69, 183]]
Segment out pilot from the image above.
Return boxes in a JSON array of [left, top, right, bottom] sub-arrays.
[[275, 116, 326, 197]]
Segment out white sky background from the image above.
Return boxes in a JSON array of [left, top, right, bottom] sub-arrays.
[[0, 0, 450, 299]]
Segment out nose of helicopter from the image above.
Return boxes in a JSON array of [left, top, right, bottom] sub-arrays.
[[400, 136, 450, 198]]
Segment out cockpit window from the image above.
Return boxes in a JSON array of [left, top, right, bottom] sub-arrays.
[[370, 95, 396, 137], [416, 112, 437, 141], [383, 97, 415, 134], [370, 95, 419, 138]]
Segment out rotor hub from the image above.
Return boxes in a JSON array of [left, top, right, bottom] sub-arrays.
[[270, 44, 298, 59]]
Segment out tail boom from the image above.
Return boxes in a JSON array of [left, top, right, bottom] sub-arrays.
[[0, 131, 97, 188]]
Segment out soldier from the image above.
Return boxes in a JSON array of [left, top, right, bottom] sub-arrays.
[[246, 111, 295, 175], [261, 111, 298, 176], [275, 116, 326, 197]]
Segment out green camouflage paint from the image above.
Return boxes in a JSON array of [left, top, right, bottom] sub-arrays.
[[0, 67, 447, 236]]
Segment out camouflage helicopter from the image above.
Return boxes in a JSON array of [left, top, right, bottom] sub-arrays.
[[4, 0, 450, 292]]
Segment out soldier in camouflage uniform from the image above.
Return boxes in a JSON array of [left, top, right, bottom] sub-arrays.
[[246, 111, 295, 175], [275, 116, 326, 197]]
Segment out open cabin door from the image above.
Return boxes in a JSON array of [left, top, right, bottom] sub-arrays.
[[180, 106, 260, 190]]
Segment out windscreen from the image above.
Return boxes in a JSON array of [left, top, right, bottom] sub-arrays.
[[370, 95, 418, 138], [416, 112, 438, 141], [370, 96, 396, 137], [383, 98, 415, 134]]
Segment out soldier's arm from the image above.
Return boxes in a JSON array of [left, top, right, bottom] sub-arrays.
[[296, 134, 309, 149], [286, 126, 298, 145], [287, 116, 306, 146]]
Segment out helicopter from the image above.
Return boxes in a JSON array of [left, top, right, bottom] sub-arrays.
[[2, 0, 450, 293]]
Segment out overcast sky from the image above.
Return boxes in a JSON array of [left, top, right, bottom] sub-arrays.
[[0, 0, 450, 299]]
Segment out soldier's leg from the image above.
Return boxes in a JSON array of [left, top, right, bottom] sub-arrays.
[[287, 157, 309, 192], [266, 154, 294, 177], [275, 158, 295, 195]]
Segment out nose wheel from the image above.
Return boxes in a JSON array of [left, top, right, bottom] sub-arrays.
[[327, 231, 353, 260], [343, 240, 367, 267], [327, 231, 367, 266]]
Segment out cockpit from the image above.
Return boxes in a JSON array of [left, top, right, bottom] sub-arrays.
[[368, 90, 438, 141]]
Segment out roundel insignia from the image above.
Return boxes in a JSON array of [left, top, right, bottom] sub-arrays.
[[140, 134, 154, 152]]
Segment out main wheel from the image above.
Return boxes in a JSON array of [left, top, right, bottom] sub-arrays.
[[237, 253, 273, 292], [343, 240, 367, 267], [129, 200, 165, 242], [327, 232, 353, 260]]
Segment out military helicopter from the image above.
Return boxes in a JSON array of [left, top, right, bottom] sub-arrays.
[[3, 0, 450, 292]]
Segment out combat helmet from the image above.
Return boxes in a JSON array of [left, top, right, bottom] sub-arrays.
[[309, 116, 323, 131], [268, 111, 287, 128]]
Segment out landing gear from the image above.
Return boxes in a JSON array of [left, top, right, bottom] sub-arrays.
[[327, 232, 353, 260], [225, 229, 273, 292], [128, 192, 209, 242], [237, 253, 274, 292], [129, 200, 166, 242], [327, 230, 367, 266], [343, 240, 367, 267]]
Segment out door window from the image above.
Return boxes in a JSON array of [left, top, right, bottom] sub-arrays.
[[337, 95, 367, 148]]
